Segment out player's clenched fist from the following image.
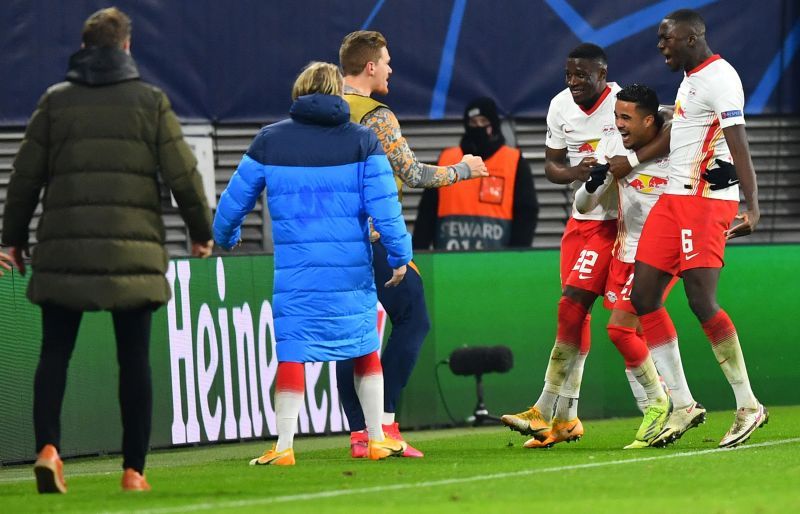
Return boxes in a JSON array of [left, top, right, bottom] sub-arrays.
[[461, 154, 489, 178]]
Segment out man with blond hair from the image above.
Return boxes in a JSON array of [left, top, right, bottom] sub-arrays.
[[215, 61, 412, 466], [336, 30, 488, 458]]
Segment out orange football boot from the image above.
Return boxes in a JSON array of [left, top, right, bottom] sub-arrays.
[[382, 422, 424, 458], [523, 417, 584, 448], [501, 406, 552, 440], [249, 445, 296, 466], [367, 436, 406, 460]]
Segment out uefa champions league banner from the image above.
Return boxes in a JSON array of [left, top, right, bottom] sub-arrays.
[[1, 0, 798, 125], [163, 257, 388, 446]]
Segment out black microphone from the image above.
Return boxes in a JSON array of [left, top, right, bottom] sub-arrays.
[[448, 345, 514, 376]]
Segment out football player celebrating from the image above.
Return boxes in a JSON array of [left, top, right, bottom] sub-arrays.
[[631, 9, 767, 448]]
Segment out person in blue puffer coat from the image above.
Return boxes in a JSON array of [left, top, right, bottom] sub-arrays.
[[213, 62, 412, 466]]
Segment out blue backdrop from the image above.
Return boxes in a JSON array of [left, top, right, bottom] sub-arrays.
[[1, 0, 798, 124]]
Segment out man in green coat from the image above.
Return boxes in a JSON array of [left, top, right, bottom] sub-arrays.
[[1, 7, 213, 493]]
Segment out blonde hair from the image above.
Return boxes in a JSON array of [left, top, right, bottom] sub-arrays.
[[291, 62, 343, 100], [339, 31, 387, 76]]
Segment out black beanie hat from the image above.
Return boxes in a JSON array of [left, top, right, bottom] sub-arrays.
[[463, 97, 501, 132]]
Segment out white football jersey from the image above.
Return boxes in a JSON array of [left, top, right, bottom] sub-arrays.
[[595, 134, 671, 262], [546, 82, 621, 220], [666, 55, 745, 201]]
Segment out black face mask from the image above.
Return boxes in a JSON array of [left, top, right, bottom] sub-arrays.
[[461, 125, 504, 158], [465, 126, 491, 147]]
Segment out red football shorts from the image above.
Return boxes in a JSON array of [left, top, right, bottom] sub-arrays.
[[560, 217, 617, 295], [603, 258, 678, 313], [636, 194, 739, 275]]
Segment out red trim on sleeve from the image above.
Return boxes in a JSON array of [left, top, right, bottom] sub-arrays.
[[687, 54, 722, 76], [580, 85, 612, 115]]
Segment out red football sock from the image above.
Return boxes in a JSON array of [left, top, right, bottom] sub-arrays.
[[579, 314, 592, 354], [276, 361, 305, 393], [701, 309, 737, 347], [354, 350, 382, 377], [639, 307, 678, 349], [556, 297, 589, 349], [607, 325, 649, 368]]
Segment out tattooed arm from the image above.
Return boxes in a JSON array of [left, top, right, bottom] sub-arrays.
[[363, 107, 472, 188]]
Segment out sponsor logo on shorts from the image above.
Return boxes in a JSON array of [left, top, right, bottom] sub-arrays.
[[721, 110, 743, 119], [685, 252, 700, 261]]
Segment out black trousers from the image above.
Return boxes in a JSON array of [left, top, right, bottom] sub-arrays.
[[34, 304, 153, 473]]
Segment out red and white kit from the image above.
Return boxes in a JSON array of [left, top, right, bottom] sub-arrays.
[[638, 55, 744, 275], [546, 83, 621, 293]]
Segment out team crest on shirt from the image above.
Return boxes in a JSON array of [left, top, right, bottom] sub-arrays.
[[656, 157, 669, 168], [602, 124, 616, 136], [606, 291, 618, 303]]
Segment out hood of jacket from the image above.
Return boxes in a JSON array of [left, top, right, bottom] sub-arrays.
[[65, 47, 140, 86], [289, 93, 350, 126]]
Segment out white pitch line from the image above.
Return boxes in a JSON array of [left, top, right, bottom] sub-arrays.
[[111, 437, 800, 514]]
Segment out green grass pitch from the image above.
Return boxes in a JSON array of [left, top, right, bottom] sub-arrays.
[[1, 405, 798, 513]]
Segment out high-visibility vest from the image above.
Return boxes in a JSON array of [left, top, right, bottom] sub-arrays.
[[435, 145, 520, 250]]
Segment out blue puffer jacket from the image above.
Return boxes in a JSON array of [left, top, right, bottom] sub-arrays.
[[214, 93, 412, 362]]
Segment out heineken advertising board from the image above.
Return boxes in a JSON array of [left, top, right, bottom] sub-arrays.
[[1, 246, 798, 463]]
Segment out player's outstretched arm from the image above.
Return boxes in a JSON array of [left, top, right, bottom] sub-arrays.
[[544, 147, 596, 184], [363, 107, 486, 188], [723, 124, 760, 240]]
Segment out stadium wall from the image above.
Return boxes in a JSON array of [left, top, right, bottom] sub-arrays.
[[1, 0, 798, 125], [1, 245, 798, 463]]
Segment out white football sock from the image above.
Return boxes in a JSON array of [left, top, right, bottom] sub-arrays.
[[630, 357, 669, 408], [650, 341, 695, 409], [356, 372, 384, 441], [536, 342, 580, 422], [626, 368, 649, 414], [555, 351, 587, 420], [711, 338, 759, 409], [381, 412, 395, 425], [275, 390, 304, 452]]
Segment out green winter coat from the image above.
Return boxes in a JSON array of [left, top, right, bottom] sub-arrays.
[[1, 47, 213, 311]]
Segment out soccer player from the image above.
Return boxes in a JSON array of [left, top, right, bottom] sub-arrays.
[[631, 9, 767, 448], [501, 44, 668, 448], [574, 84, 712, 448], [337, 30, 488, 458]]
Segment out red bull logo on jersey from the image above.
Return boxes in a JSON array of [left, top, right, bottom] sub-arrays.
[[675, 100, 686, 118], [626, 173, 668, 193], [577, 139, 600, 155]]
